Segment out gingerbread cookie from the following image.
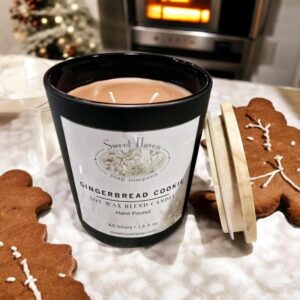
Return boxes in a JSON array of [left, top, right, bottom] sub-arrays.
[[191, 98, 300, 226], [0, 170, 90, 299]]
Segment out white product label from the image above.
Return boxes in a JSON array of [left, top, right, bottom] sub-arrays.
[[61, 116, 200, 238]]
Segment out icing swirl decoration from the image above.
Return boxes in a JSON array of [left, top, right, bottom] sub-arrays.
[[251, 155, 300, 192], [245, 119, 271, 151]]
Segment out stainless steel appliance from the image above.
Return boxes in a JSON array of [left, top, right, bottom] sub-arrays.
[[99, 0, 270, 79]]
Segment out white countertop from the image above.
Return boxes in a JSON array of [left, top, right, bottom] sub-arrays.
[[1, 56, 300, 300]]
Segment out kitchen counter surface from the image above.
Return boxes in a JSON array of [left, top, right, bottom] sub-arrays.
[[1, 57, 300, 300]]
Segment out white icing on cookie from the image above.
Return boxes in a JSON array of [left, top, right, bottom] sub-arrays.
[[247, 136, 254, 141], [297, 168, 300, 172], [251, 169, 280, 188], [250, 155, 300, 192], [58, 273, 66, 278], [24, 275, 38, 285], [6, 277, 16, 283], [11, 246, 22, 259], [290, 140, 296, 146], [246, 119, 271, 151], [13, 251, 22, 259], [0, 241, 3, 247], [275, 155, 300, 192], [21, 259, 42, 300]]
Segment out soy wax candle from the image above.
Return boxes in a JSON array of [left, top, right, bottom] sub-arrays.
[[68, 77, 191, 104], [44, 52, 212, 247]]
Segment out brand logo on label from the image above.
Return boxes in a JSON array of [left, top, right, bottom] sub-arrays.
[[95, 137, 170, 180]]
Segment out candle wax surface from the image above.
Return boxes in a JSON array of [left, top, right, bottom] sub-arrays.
[[68, 77, 191, 104]]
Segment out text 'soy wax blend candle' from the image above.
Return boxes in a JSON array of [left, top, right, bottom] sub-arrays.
[[44, 52, 212, 247]]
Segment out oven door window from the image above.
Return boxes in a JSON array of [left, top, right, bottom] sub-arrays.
[[135, 0, 221, 32]]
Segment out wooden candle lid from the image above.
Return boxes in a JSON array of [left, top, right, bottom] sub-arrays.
[[204, 102, 257, 243]]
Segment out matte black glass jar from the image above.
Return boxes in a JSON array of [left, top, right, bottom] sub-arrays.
[[44, 52, 212, 247]]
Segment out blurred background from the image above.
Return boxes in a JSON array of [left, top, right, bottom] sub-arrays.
[[1, 0, 300, 87]]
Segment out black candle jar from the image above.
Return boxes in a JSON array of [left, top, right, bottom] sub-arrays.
[[44, 52, 212, 247]]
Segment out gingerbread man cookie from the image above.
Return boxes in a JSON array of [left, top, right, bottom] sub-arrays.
[[191, 98, 300, 226], [0, 170, 90, 299]]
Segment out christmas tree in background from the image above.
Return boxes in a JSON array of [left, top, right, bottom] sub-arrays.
[[10, 0, 101, 59]]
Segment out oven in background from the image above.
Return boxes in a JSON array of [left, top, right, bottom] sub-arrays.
[[98, 0, 270, 80]]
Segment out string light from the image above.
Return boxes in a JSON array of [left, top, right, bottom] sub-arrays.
[[19, 5, 28, 15], [71, 3, 79, 10], [41, 17, 48, 25], [67, 26, 74, 33], [57, 37, 66, 46], [89, 41, 96, 49], [76, 36, 83, 44], [39, 47, 47, 55], [55, 16, 63, 24]]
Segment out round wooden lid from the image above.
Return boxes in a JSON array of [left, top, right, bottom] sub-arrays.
[[204, 102, 257, 243]]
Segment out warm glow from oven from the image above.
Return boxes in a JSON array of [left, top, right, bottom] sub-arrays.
[[146, 3, 211, 24], [161, 0, 191, 3], [163, 6, 202, 23], [147, 4, 162, 19], [201, 9, 210, 23]]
